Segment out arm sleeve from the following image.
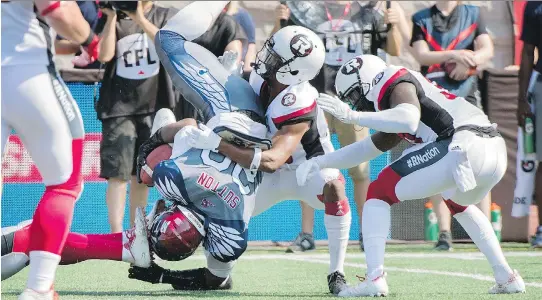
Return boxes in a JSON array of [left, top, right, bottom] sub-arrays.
[[475, 8, 489, 36], [410, 19, 425, 46], [315, 135, 383, 170], [521, 3, 540, 46]]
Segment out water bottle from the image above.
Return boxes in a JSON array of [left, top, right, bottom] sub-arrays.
[[491, 203, 502, 242], [524, 117, 535, 155], [424, 202, 439, 242]]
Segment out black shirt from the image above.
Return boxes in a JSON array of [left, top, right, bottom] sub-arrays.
[[521, 1, 542, 73], [285, 1, 388, 96], [96, 5, 177, 120]]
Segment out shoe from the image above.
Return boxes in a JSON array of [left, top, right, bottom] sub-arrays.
[[328, 271, 348, 295], [488, 270, 526, 294], [532, 226, 542, 248], [151, 108, 176, 135], [359, 232, 364, 252], [434, 231, 453, 251], [338, 273, 388, 297], [285, 232, 315, 253], [18, 288, 58, 300], [124, 207, 152, 268]]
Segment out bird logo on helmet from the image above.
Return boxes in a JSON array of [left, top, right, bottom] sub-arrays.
[[149, 205, 205, 261]]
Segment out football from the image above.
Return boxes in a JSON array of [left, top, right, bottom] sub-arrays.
[[140, 144, 172, 186]]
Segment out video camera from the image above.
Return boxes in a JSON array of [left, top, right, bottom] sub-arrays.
[[98, 1, 138, 12]]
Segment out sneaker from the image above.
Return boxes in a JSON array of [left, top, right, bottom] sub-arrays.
[[18, 288, 58, 300], [359, 232, 364, 252], [532, 226, 542, 248], [151, 108, 176, 136], [124, 207, 152, 268], [434, 231, 453, 251], [285, 232, 315, 253], [327, 271, 348, 295], [488, 270, 526, 294], [338, 273, 389, 297]]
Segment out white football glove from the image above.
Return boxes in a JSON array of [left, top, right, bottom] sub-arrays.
[[296, 158, 322, 186], [317, 93, 357, 124], [217, 50, 243, 76], [185, 123, 222, 151]]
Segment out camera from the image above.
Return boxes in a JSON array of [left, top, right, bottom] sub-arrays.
[[98, 1, 138, 12]]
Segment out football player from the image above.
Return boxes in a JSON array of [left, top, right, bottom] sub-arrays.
[[2, 1, 100, 298], [296, 54, 526, 296], [182, 6, 352, 296]]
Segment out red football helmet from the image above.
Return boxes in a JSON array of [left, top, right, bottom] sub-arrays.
[[149, 205, 205, 261]]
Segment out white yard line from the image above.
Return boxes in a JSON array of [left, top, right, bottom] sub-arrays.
[[178, 252, 542, 288]]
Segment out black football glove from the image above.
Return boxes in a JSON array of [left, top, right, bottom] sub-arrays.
[[136, 128, 166, 184], [128, 262, 165, 284]]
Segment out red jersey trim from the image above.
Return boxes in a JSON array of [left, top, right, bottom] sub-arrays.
[[40, 1, 61, 16], [272, 101, 317, 125], [377, 68, 409, 110]]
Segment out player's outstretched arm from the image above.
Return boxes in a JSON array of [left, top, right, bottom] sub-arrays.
[[318, 82, 421, 134], [34, 1, 99, 60], [217, 122, 310, 173]]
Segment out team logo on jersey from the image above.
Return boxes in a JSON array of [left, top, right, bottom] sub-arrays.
[[281, 93, 297, 106], [341, 57, 363, 75], [522, 160, 536, 172], [290, 34, 313, 57], [372, 72, 384, 86], [201, 198, 215, 208]]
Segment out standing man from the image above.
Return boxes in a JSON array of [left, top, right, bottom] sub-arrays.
[[272, 0, 403, 252], [517, 1, 542, 248], [2, 1, 100, 298], [96, 1, 177, 232]]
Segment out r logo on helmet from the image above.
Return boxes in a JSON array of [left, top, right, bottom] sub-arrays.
[[281, 93, 296, 106], [290, 34, 313, 57], [341, 57, 363, 75]]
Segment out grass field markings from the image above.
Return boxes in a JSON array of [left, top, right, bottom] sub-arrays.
[[279, 256, 542, 289], [172, 253, 542, 289]]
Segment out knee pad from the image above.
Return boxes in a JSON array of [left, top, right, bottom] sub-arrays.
[[444, 199, 468, 215], [367, 168, 402, 206]]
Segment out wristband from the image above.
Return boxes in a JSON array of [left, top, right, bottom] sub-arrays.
[[250, 148, 262, 171], [82, 32, 96, 47]]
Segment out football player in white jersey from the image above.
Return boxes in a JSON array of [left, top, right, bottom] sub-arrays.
[[296, 54, 526, 296], [186, 23, 352, 295], [2, 1, 100, 299]]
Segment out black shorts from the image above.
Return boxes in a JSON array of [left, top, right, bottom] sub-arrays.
[[99, 115, 152, 181]]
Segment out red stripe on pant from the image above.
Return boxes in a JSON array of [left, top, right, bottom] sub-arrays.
[[367, 167, 402, 205], [444, 199, 468, 215], [27, 139, 84, 255], [13, 225, 123, 265]]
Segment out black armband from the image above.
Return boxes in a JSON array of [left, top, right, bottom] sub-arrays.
[[81, 31, 96, 47]]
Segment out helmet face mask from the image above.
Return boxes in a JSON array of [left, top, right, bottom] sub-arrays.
[[254, 39, 284, 80], [339, 81, 374, 112]]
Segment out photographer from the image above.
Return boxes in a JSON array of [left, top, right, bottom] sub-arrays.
[[96, 1, 177, 233]]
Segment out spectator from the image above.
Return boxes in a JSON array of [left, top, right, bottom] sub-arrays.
[[55, 1, 105, 69], [271, 0, 403, 252], [517, 1, 542, 248], [225, 1, 257, 75], [173, 5, 247, 120], [96, 1, 177, 233], [410, 1, 494, 250]]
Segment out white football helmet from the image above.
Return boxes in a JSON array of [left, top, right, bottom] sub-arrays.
[[335, 54, 387, 112], [254, 25, 325, 85]]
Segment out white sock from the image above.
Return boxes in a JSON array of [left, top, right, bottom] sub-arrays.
[[362, 200, 391, 280], [454, 205, 513, 284], [162, 1, 230, 41], [121, 229, 135, 264], [324, 211, 351, 274], [26, 251, 61, 292]]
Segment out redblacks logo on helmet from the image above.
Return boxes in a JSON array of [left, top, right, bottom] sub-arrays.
[[341, 57, 363, 75], [290, 34, 313, 57]]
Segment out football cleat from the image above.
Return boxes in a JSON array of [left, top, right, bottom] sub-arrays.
[[328, 271, 348, 295], [434, 231, 453, 251], [285, 232, 315, 253], [488, 270, 526, 294], [18, 288, 58, 300], [532, 226, 542, 248], [338, 273, 389, 297], [126, 207, 152, 268]]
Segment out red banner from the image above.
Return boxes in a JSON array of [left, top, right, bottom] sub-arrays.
[[1, 134, 104, 183]]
